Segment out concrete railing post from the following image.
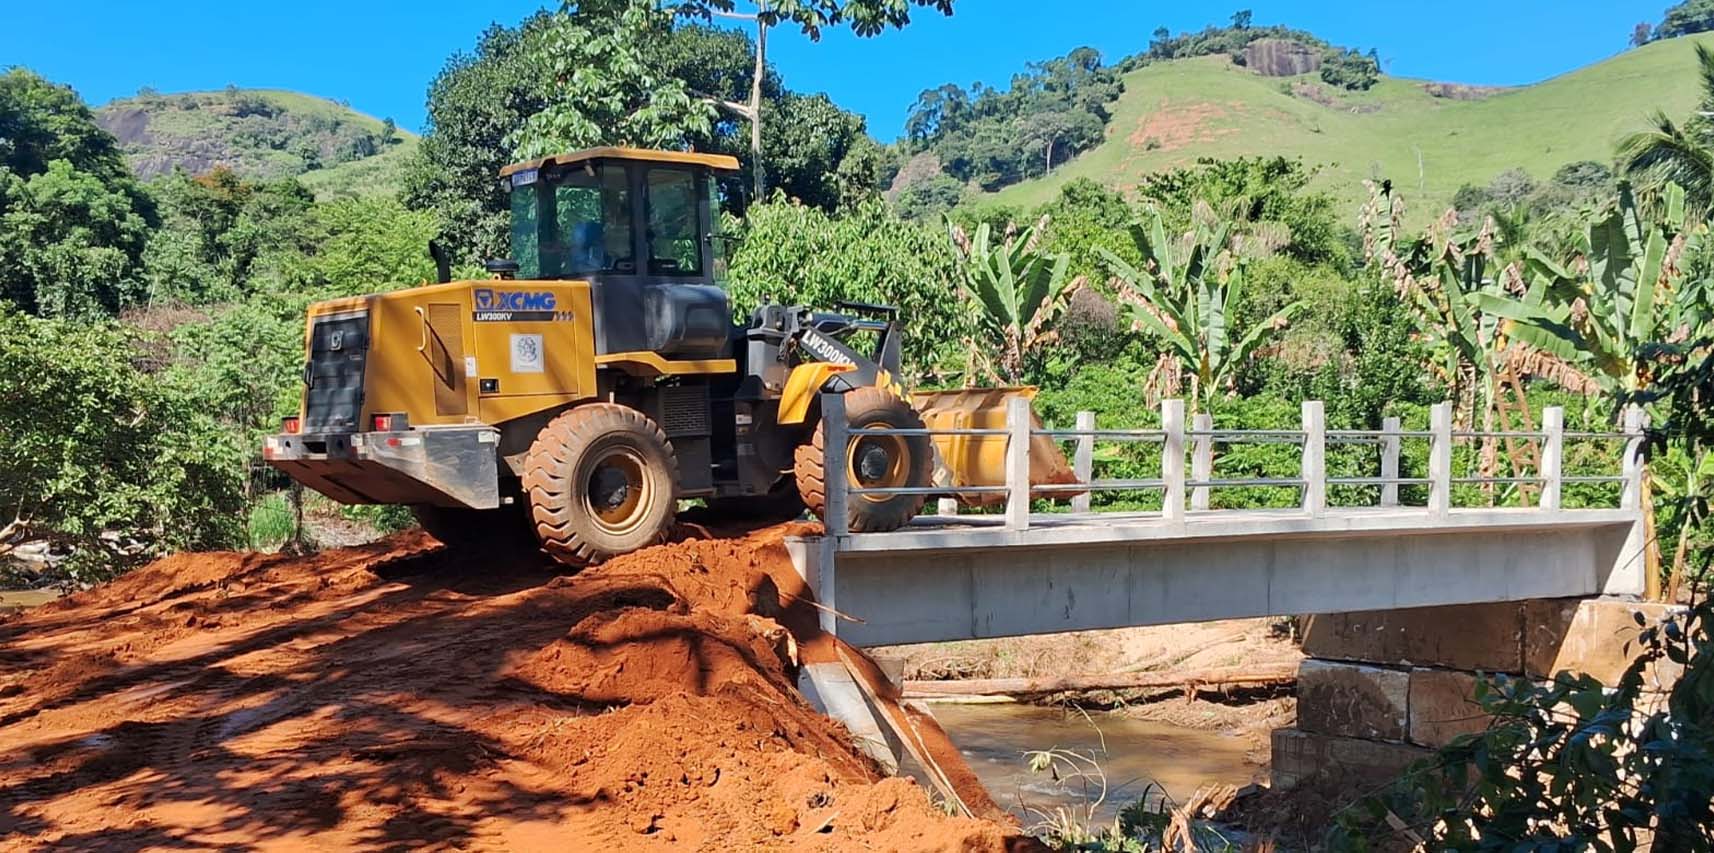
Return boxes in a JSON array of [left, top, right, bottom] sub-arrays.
[[1621, 405, 1647, 511], [1005, 395, 1032, 531], [1161, 399, 1186, 522], [1379, 416, 1401, 508], [1429, 402, 1452, 518], [1539, 406, 1564, 510], [1191, 412, 1213, 512], [1302, 400, 1326, 518], [821, 392, 849, 537], [1071, 410, 1095, 514]]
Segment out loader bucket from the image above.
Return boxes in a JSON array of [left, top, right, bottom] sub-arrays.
[[910, 387, 1082, 507]]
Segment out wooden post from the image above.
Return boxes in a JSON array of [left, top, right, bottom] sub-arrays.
[[822, 392, 849, 537], [1429, 402, 1452, 518], [1539, 406, 1564, 511], [1161, 399, 1185, 522], [1379, 416, 1401, 508], [1005, 395, 1031, 531], [1191, 412, 1213, 512], [1302, 400, 1326, 518], [1071, 411, 1095, 514]]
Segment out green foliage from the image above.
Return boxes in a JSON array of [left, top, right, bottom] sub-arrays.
[[0, 68, 156, 317], [724, 198, 965, 379], [1658, 0, 1714, 39], [1318, 48, 1380, 91], [141, 169, 316, 303], [1100, 209, 1302, 413], [0, 308, 247, 580], [948, 218, 1083, 383], [673, 0, 952, 38], [1134, 156, 1348, 266], [1129, 19, 1329, 68], [511, 1, 717, 160], [893, 174, 965, 221], [1473, 182, 1697, 397], [904, 47, 1122, 192]]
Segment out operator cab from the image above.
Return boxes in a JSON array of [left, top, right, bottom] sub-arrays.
[[496, 147, 738, 360]]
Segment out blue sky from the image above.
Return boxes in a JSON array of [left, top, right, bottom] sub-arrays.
[[0, 1, 1666, 140]]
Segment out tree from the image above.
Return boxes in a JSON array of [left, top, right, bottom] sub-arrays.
[[0, 69, 156, 317], [1098, 209, 1301, 413], [949, 218, 1084, 384], [1619, 43, 1714, 213], [1633, 21, 1656, 47], [1319, 48, 1380, 90], [1230, 9, 1252, 30], [724, 197, 965, 378], [511, 1, 717, 159], [0, 308, 247, 580], [1657, 0, 1714, 39], [1149, 26, 1174, 59], [1472, 183, 1696, 399]]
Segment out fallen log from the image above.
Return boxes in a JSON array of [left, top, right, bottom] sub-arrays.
[[902, 662, 1298, 698]]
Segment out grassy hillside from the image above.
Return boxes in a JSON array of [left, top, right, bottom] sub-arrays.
[[95, 88, 417, 198], [987, 34, 1714, 222]]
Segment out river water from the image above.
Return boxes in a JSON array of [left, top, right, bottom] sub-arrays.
[[930, 702, 1266, 828]]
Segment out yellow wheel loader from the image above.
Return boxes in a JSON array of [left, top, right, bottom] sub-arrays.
[[263, 147, 1074, 564]]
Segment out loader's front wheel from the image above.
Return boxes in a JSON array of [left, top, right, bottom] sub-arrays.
[[523, 404, 678, 566], [794, 387, 932, 533]]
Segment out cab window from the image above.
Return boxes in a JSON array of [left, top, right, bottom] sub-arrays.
[[509, 165, 634, 278], [645, 168, 701, 276]]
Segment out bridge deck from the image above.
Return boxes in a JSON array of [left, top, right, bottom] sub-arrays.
[[788, 507, 1645, 647]]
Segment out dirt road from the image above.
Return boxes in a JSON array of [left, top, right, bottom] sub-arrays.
[[0, 524, 1028, 851]]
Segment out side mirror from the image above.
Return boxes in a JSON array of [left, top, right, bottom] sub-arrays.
[[484, 259, 520, 280]]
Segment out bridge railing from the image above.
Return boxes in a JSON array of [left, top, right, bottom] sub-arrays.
[[816, 393, 1646, 535]]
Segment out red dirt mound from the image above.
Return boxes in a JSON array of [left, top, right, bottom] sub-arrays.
[[0, 525, 1028, 851]]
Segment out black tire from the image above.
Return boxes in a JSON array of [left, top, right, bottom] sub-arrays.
[[702, 478, 805, 524], [793, 387, 932, 533], [522, 404, 678, 566], [411, 503, 532, 553]]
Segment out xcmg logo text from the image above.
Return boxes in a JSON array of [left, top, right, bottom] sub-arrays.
[[474, 289, 557, 311]]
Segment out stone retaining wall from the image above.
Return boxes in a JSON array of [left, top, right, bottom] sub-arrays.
[[1273, 597, 1682, 790]]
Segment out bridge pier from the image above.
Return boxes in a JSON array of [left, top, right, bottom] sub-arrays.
[[1273, 596, 1685, 790]]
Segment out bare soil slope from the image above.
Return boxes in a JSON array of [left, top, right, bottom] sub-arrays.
[[0, 525, 1026, 851]]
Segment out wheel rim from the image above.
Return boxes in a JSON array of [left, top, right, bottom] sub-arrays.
[[582, 446, 652, 536], [847, 422, 910, 504]]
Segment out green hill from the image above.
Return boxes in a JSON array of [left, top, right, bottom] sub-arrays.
[[94, 88, 417, 199], [986, 34, 1714, 222]]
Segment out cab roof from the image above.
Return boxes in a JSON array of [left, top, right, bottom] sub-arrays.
[[498, 146, 741, 178]]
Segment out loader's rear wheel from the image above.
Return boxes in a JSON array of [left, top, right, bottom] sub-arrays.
[[794, 387, 932, 533], [523, 404, 678, 566]]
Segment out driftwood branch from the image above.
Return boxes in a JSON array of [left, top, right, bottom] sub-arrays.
[[902, 662, 1298, 698]]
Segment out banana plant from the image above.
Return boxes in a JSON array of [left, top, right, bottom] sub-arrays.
[[1097, 209, 1302, 414], [947, 217, 1084, 384], [1470, 182, 1694, 397]]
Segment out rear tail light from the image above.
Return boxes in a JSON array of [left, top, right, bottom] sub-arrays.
[[371, 413, 410, 432], [281, 416, 301, 434]]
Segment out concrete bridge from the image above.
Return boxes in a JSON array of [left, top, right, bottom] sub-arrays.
[[788, 394, 1655, 797], [789, 395, 1648, 646]]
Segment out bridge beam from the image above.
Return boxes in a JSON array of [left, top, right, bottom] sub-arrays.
[[790, 510, 1643, 648]]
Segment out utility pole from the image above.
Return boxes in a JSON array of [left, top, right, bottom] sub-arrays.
[[711, 4, 769, 201]]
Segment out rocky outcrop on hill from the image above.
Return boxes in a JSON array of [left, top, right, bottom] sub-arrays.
[[1242, 39, 1323, 77]]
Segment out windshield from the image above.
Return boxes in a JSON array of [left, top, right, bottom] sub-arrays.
[[508, 166, 634, 278]]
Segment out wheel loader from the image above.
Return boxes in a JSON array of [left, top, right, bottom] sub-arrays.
[[263, 147, 1074, 564]]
